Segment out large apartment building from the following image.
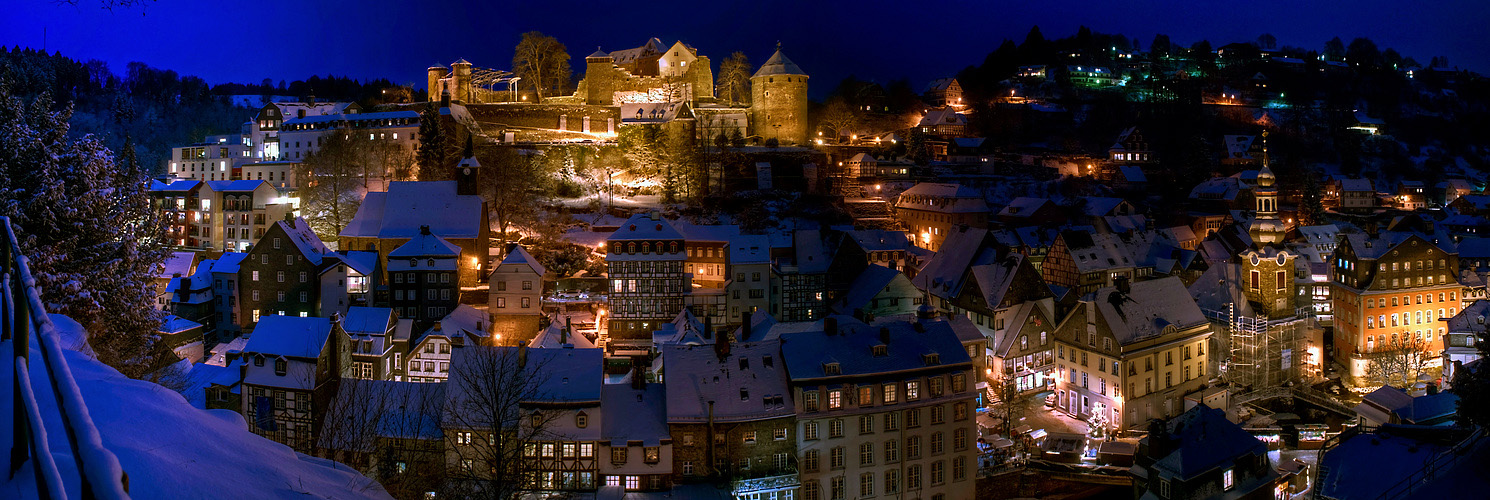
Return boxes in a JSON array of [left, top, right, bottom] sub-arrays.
[[894, 182, 988, 252], [1330, 232, 1460, 382], [780, 316, 979, 500], [1053, 277, 1213, 431]]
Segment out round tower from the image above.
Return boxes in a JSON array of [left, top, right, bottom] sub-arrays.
[[427, 65, 449, 103], [585, 48, 615, 105], [750, 45, 809, 146], [451, 59, 473, 103]]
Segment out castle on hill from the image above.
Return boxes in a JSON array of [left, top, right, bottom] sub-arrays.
[[425, 38, 809, 146]]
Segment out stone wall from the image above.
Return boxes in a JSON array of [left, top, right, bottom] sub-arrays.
[[750, 74, 809, 145]]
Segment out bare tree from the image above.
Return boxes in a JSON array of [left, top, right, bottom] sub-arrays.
[[512, 32, 572, 103], [716, 52, 752, 105], [442, 345, 560, 500], [476, 147, 544, 250], [817, 96, 862, 141], [297, 129, 408, 242], [318, 379, 448, 500], [1366, 333, 1435, 388]]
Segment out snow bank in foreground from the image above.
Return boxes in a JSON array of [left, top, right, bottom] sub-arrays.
[[1, 314, 390, 500]]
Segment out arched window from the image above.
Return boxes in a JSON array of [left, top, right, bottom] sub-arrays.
[[670, 241, 679, 253], [576, 412, 588, 428], [642, 242, 651, 254], [627, 242, 636, 254]]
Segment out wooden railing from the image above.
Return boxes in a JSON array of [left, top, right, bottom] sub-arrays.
[[2, 216, 130, 499]]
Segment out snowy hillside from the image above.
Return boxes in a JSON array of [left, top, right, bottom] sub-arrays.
[[1, 315, 391, 500]]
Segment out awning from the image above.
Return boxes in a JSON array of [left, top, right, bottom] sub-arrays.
[[1028, 429, 1048, 440]]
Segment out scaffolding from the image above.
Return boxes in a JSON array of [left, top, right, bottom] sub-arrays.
[[1204, 304, 1317, 391]]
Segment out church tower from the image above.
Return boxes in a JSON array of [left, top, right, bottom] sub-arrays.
[[750, 44, 809, 146], [1248, 131, 1286, 246]]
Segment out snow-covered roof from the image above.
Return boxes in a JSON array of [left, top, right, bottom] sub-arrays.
[[322, 379, 445, 446], [343, 307, 393, 336], [327, 250, 378, 276], [1093, 276, 1207, 345], [609, 213, 683, 241], [601, 384, 669, 446], [417, 304, 491, 346], [1081, 197, 1129, 217], [499, 244, 546, 277], [917, 107, 967, 127], [675, 222, 740, 242], [152, 179, 202, 193], [924, 78, 958, 92], [1340, 178, 1374, 192], [449, 345, 604, 405], [244, 315, 335, 360], [279, 217, 330, 266], [388, 228, 462, 258], [203, 180, 270, 193], [609, 37, 666, 65], [778, 316, 973, 381], [282, 110, 419, 127], [999, 197, 1053, 217], [211, 252, 248, 274], [729, 235, 771, 265], [752, 48, 806, 78], [1223, 134, 1257, 160], [160, 315, 204, 335], [340, 181, 484, 240], [532, 322, 597, 349], [663, 340, 792, 422], [912, 227, 990, 300], [793, 229, 830, 274], [896, 182, 987, 214], [161, 251, 195, 279], [848, 152, 877, 164], [1119, 165, 1147, 183], [843, 229, 909, 253]]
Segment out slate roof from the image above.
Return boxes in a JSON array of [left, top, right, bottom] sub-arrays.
[[446, 345, 604, 416], [752, 49, 806, 78], [843, 229, 909, 253], [999, 197, 1053, 218], [1146, 404, 1265, 481], [832, 265, 907, 314], [663, 340, 792, 422], [416, 305, 491, 346], [729, 235, 771, 265], [244, 315, 334, 360], [911, 227, 992, 300], [601, 384, 670, 447], [896, 182, 987, 213], [204, 180, 271, 192], [1340, 178, 1374, 192], [340, 181, 483, 240], [778, 316, 973, 381], [161, 251, 195, 279]]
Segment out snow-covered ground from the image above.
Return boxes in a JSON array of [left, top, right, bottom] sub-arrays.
[[1, 314, 390, 500]]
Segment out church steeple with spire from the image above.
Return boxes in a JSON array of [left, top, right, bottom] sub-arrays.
[[1248, 131, 1285, 246]]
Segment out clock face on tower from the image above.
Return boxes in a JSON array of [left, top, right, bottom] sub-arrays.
[[463, 168, 471, 175]]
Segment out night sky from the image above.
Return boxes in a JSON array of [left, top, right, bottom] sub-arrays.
[[4, 0, 1488, 99]]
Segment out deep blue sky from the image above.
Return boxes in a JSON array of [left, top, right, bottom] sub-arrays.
[[4, 0, 1487, 99]]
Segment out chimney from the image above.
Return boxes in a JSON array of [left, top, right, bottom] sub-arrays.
[[1115, 275, 1131, 294], [879, 326, 891, 345], [420, 225, 431, 236], [824, 317, 838, 336], [741, 311, 753, 342], [563, 317, 572, 346], [226, 349, 242, 365], [284, 212, 295, 225], [1144, 419, 1171, 460], [713, 331, 731, 361], [1427, 382, 1439, 395], [917, 303, 938, 321], [518, 340, 529, 369], [703, 315, 713, 340], [632, 363, 646, 390], [650, 211, 661, 221]]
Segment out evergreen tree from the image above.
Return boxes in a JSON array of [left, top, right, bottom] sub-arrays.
[[416, 103, 447, 181], [0, 87, 169, 377], [1297, 168, 1324, 226]]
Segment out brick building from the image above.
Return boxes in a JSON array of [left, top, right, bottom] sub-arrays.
[[238, 216, 329, 328]]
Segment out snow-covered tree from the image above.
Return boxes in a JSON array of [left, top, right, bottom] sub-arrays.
[[0, 85, 169, 377]]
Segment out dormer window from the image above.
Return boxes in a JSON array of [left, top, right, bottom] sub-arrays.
[[274, 357, 287, 376], [254, 354, 265, 367], [427, 259, 435, 267], [576, 412, 589, 428], [872, 345, 888, 357], [824, 362, 841, 375], [922, 354, 941, 366], [740, 388, 749, 401], [409, 258, 417, 267]]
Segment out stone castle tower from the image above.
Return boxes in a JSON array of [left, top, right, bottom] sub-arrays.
[[426, 59, 473, 103], [584, 49, 618, 106], [750, 46, 809, 146]]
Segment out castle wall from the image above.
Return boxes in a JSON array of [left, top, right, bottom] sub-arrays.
[[580, 61, 714, 105]]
